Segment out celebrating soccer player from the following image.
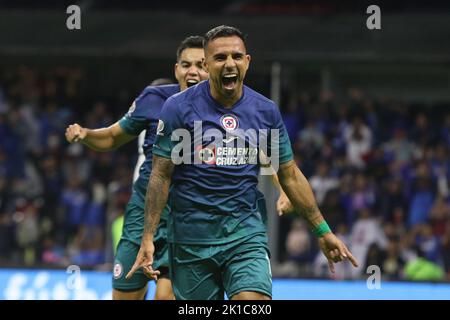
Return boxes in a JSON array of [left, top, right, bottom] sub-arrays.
[[128, 25, 358, 300]]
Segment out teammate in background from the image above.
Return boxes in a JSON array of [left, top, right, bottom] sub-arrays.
[[65, 36, 208, 300], [133, 78, 174, 183], [128, 25, 358, 300]]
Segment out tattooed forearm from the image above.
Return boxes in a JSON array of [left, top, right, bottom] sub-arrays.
[[143, 174, 168, 235], [143, 155, 174, 237], [296, 203, 323, 229]]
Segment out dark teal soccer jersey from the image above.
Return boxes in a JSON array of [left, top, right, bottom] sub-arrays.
[[119, 84, 180, 207], [154, 80, 293, 244]]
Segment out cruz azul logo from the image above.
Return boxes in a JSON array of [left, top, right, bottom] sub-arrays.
[[113, 262, 123, 279], [220, 114, 239, 132], [196, 145, 216, 165]]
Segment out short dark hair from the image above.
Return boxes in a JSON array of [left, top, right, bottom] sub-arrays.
[[150, 78, 174, 86], [203, 25, 246, 50], [176, 36, 204, 61]]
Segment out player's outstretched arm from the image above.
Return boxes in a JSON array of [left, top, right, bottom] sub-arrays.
[[126, 154, 175, 280], [277, 160, 358, 273], [65, 122, 136, 151]]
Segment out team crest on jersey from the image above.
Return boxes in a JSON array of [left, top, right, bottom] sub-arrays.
[[220, 114, 239, 132], [196, 145, 216, 164], [113, 262, 123, 279], [156, 119, 165, 136], [127, 101, 136, 116]]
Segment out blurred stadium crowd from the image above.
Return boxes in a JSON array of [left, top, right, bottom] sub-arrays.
[[0, 66, 449, 282]]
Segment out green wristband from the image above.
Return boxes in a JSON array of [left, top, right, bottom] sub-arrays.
[[313, 221, 331, 237]]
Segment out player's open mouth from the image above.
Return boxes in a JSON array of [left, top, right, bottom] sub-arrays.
[[221, 73, 238, 90], [186, 79, 199, 87]]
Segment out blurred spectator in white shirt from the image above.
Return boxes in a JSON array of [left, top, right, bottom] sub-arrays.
[[309, 162, 339, 205], [350, 208, 388, 278], [344, 117, 372, 169]]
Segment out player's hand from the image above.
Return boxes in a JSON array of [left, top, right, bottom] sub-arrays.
[[318, 232, 358, 273], [65, 123, 87, 143], [126, 241, 160, 281], [276, 191, 294, 216]]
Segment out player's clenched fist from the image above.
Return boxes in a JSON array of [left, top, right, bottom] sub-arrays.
[[65, 123, 87, 143]]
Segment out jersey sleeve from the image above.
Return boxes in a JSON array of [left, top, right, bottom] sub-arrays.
[[153, 96, 183, 159], [270, 103, 294, 164], [118, 90, 164, 135]]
